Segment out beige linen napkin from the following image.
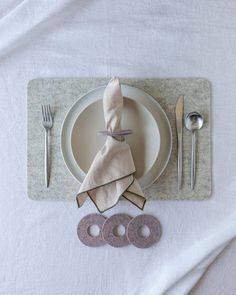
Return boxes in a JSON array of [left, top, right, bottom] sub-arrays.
[[76, 78, 146, 212]]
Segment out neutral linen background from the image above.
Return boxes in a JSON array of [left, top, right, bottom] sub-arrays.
[[0, 1, 236, 294]]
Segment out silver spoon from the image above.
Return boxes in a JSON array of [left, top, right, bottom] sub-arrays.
[[185, 112, 204, 190]]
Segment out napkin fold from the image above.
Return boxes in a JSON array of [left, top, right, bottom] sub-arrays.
[[76, 78, 146, 212]]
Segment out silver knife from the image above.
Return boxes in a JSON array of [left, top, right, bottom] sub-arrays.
[[175, 95, 184, 190]]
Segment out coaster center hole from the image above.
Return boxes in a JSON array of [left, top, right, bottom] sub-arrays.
[[113, 224, 126, 237], [87, 225, 100, 237], [138, 225, 150, 238]]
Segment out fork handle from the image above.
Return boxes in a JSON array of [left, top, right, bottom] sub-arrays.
[[45, 129, 49, 187]]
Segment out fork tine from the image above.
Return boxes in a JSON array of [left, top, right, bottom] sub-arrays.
[[44, 104, 48, 122], [47, 105, 51, 122], [42, 104, 53, 127], [46, 105, 51, 122], [42, 105, 45, 121], [48, 105, 52, 122], [44, 105, 48, 122]]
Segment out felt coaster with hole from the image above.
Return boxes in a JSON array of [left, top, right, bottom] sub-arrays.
[[77, 213, 106, 247], [102, 214, 132, 247], [127, 214, 162, 248]]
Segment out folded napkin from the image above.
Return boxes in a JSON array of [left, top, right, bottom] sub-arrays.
[[76, 78, 146, 212]]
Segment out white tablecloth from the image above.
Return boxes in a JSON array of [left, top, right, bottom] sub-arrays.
[[1, 1, 236, 294]]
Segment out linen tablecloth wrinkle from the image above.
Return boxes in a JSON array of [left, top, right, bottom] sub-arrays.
[[1, 0, 236, 294]]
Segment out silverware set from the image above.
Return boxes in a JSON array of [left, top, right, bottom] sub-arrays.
[[41, 99, 203, 190], [175, 96, 204, 190]]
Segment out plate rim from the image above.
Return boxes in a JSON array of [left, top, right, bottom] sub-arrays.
[[61, 83, 172, 188]]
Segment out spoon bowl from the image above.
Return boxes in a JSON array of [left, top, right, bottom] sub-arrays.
[[185, 112, 204, 132]]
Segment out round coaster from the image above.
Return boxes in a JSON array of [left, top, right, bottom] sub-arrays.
[[127, 214, 162, 248], [102, 214, 132, 248], [77, 214, 106, 247]]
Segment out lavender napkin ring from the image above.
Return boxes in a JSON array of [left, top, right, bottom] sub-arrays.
[[98, 129, 132, 137]]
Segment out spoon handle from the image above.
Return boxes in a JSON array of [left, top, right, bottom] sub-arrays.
[[191, 130, 196, 190]]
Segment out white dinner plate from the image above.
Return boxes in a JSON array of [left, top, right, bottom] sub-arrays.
[[61, 84, 172, 189]]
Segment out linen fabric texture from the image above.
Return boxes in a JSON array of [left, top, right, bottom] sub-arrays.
[[76, 78, 146, 212]]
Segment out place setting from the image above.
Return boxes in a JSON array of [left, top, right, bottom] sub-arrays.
[[27, 77, 211, 249]]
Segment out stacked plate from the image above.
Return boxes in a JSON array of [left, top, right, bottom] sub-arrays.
[[61, 84, 172, 189]]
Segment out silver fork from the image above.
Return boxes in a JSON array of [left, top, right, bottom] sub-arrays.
[[41, 104, 53, 187]]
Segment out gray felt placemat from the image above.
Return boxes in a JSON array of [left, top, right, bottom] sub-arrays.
[[27, 78, 211, 201]]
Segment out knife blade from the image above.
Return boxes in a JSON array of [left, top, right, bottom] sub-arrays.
[[175, 95, 184, 190]]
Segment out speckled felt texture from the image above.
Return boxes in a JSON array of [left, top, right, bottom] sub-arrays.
[[127, 214, 162, 248], [102, 214, 132, 248], [77, 214, 106, 247], [27, 78, 211, 201]]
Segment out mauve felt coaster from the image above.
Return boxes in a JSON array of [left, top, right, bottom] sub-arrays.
[[127, 214, 162, 248], [102, 214, 132, 248], [77, 213, 106, 247]]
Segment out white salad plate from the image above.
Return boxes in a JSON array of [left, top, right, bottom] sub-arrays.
[[61, 84, 172, 189]]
